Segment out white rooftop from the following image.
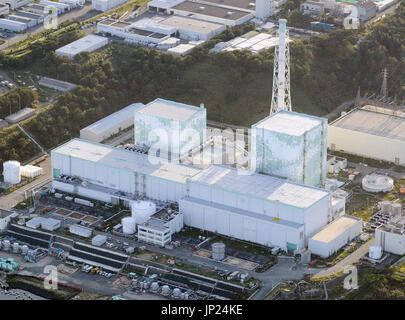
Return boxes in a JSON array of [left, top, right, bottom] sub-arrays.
[[310, 216, 361, 243], [190, 165, 329, 208], [253, 110, 324, 136], [136, 98, 203, 121], [81, 103, 144, 135], [159, 15, 225, 34], [55, 34, 108, 57], [52, 138, 202, 184], [148, 0, 185, 9]]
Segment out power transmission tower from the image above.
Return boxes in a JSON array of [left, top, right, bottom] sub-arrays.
[[270, 19, 291, 115]]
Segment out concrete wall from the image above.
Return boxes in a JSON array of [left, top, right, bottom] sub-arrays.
[[328, 125, 405, 165]]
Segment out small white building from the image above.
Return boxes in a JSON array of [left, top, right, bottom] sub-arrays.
[[92, 234, 107, 246], [5, 108, 36, 124], [375, 225, 405, 255], [80, 103, 144, 143], [39, 0, 71, 13], [60, 0, 85, 7], [167, 43, 196, 56], [0, 209, 14, 231], [55, 34, 109, 60], [300, 0, 325, 16], [7, 15, 37, 28], [147, 0, 186, 14], [69, 224, 93, 238], [41, 218, 61, 231], [92, 0, 129, 12], [356, 0, 377, 22], [26, 216, 46, 229], [20, 165, 43, 178], [308, 215, 362, 258]]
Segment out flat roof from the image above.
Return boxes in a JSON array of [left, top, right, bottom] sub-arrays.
[[330, 106, 405, 142], [81, 103, 144, 135], [310, 216, 360, 243], [55, 34, 108, 56], [172, 1, 251, 20], [253, 110, 324, 136], [190, 165, 329, 208], [52, 138, 202, 184], [136, 98, 203, 121], [160, 15, 225, 34], [199, 0, 256, 11], [148, 0, 186, 9], [0, 209, 13, 219]]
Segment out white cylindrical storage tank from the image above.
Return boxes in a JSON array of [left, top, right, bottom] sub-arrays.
[[3, 160, 21, 184], [212, 242, 226, 261], [381, 201, 391, 214], [3, 240, 10, 251], [369, 246, 383, 260], [131, 200, 156, 224], [161, 285, 170, 295], [21, 245, 29, 255], [173, 288, 181, 298], [391, 203, 402, 217], [12, 242, 19, 253], [151, 282, 159, 292], [121, 217, 136, 234]]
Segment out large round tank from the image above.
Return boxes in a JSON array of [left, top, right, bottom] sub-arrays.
[[173, 288, 181, 298], [131, 200, 156, 224], [381, 201, 391, 214], [3, 240, 10, 251], [12, 242, 19, 253], [369, 246, 383, 260], [161, 285, 170, 295], [151, 282, 159, 292], [212, 242, 226, 261], [391, 203, 402, 217], [362, 174, 393, 193], [3, 160, 21, 185], [121, 217, 136, 234], [20, 245, 29, 255]]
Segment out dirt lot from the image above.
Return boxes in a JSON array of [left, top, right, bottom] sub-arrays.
[[69, 212, 86, 220], [223, 256, 258, 271], [82, 216, 98, 223], [56, 208, 71, 216]]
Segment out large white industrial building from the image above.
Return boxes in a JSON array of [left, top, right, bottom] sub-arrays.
[[92, 0, 129, 11], [80, 103, 144, 143], [55, 34, 109, 60], [252, 110, 327, 187], [49, 96, 363, 256], [329, 105, 405, 165]]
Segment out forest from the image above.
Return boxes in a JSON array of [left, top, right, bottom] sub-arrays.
[[0, 1, 404, 165]]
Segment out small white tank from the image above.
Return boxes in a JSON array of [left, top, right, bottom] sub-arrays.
[[12, 242, 19, 253], [3, 240, 10, 251], [173, 288, 181, 298], [20, 245, 29, 255], [391, 203, 402, 217], [212, 242, 226, 261], [121, 217, 136, 234], [3, 160, 21, 185], [131, 200, 156, 224], [369, 246, 383, 260], [161, 285, 170, 295], [151, 282, 159, 292]]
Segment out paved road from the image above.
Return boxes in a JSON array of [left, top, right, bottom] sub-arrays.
[[312, 238, 375, 279]]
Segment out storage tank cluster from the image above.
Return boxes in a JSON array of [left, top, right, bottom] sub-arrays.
[[362, 174, 394, 193], [381, 201, 402, 217], [3, 160, 21, 185], [121, 216, 137, 234], [211, 242, 226, 261], [131, 200, 156, 224], [0, 240, 29, 255]]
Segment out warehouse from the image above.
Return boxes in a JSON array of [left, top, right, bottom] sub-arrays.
[[92, 0, 130, 12], [0, 0, 32, 9], [196, 0, 256, 12], [0, 18, 27, 32], [134, 98, 207, 158], [158, 15, 226, 41], [308, 215, 362, 258], [55, 34, 109, 59], [51, 138, 202, 204], [80, 103, 144, 143], [13, 10, 45, 23], [39, 0, 72, 13], [328, 105, 405, 165], [252, 110, 327, 187], [7, 15, 36, 28], [170, 1, 254, 26], [180, 165, 330, 251], [60, 0, 85, 8], [23, 3, 53, 14]]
